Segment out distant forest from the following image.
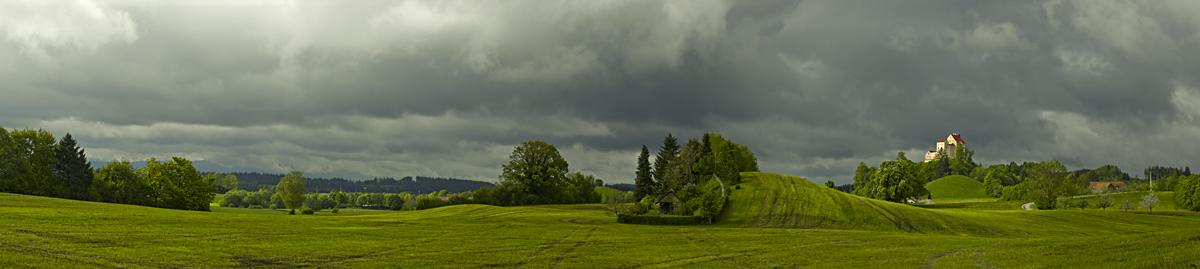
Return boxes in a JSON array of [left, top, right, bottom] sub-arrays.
[[222, 172, 495, 195]]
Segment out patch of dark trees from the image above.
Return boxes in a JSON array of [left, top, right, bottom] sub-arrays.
[[604, 183, 635, 192], [224, 172, 495, 195]]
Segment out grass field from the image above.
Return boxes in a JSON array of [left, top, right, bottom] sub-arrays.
[[3, 173, 1200, 268], [926, 175, 989, 200]]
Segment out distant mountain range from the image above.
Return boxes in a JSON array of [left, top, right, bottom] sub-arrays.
[[89, 159, 495, 195]]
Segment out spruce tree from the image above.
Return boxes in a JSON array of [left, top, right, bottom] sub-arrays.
[[53, 133, 93, 200], [633, 145, 654, 200], [652, 133, 680, 194]]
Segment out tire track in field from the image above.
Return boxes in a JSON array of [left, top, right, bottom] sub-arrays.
[[752, 194, 770, 226], [856, 197, 904, 232], [792, 178, 808, 228], [701, 229, 795, 268], [681, 228, 752, 268], [513, 228, 581, 269], [920, 246, 973, 269], [971, 244, 1011, 269], [784, 177, 801, 227], [551, 227, 596, 269], [865, 199, 922, 233]]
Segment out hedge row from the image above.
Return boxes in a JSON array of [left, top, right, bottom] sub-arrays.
[[617, 214, 708, 225]]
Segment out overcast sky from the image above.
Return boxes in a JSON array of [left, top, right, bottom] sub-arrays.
[[3, 0, 1199, 184]]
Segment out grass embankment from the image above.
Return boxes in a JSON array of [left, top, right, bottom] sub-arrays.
[[4, 174, 1200, 268], [926, 175, 989, 200]]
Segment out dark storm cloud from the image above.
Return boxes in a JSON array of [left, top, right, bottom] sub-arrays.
[[3, 0, 1199, 184]]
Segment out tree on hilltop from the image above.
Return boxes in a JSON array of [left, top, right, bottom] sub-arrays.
[[869, 152, 929, 203]]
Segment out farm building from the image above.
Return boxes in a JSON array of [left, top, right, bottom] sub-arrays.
[[1088, 181, 1127, 193], [658, 192, 683, 215]]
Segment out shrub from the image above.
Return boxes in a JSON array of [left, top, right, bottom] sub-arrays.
[[617, 214, 707, 225], [331, 207, 339, 213], [249, 205, 262, 209], [269, 204, 278, 210], [289, 209, 295, 215], [301, 207, 315, 215], [1002, 183, 1026, 201]]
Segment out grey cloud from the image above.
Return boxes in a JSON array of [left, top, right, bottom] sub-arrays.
[[3, 0, 1200, 185]]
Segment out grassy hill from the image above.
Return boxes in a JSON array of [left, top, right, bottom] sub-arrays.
[[925, 175, 989, 200], [594, 186, 631, 203], [717, 172, 1198, 237], [4, 182, 1200, 268]]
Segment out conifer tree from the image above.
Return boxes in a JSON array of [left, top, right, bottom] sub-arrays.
[[652, 133, 680, 194], [633, 145, 654, 200], [54, 134, 93, 200]]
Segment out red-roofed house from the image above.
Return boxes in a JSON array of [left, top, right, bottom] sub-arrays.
[[1088, 182, 1127, 193], [924, 133, 965, 162]]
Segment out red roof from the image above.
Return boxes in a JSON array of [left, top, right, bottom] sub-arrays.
[[951, 134, 965, 143], [936, 138, 947, 143]]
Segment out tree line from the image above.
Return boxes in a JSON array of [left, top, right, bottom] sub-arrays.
[[0, 127, 215, 211], [215, 172, 494, 194]]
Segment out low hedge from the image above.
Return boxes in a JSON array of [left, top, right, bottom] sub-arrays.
[[617, 214, 708, 225]]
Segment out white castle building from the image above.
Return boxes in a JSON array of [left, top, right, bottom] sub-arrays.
[[923, 133, 964, 162]]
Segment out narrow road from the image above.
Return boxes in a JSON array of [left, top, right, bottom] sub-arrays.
[[1021, 202, 1034, 210]]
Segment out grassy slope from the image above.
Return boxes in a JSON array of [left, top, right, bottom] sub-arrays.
[[594, 186, 629, 203], [717, 172, 1198, 237], [3, 183, 1200, 268], [926, 175, 989, 200]]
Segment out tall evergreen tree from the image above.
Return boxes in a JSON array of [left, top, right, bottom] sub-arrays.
[[652, 133, 680, 195], [633, 145, 654, 200], [53, 134, 93, 200]]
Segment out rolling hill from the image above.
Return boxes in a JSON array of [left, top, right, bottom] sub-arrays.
[[925, 175, 989, 200]]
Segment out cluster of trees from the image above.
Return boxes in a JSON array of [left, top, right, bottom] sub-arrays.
[[1, 129, 95, 200], [634, 133, 757, 202], [1, 127, 216, 211], [1173, 175, 1200, 212]]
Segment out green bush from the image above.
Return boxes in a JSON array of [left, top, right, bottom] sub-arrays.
[[288, 209, 295, 215], [1002, 183, 1026, 201], [249, 205, 262, 209], [269, 204, 277, 210], [301, 207, 315, 215], [331, 207, 339, 213], [617, 214, 707, 225]]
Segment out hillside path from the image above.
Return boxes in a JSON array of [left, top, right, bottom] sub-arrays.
[[1021, 202, 1034, 210]]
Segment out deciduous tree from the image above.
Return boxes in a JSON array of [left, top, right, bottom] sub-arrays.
[[1141, 192, 1160, 213], [276, 170, 308, 211], [869, 152, 929, 203], [498, 140, 569, 205], [1024, 160, 1072, 210], [1095, 192, 1114, 211]]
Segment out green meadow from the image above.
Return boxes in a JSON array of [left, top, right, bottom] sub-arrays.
[[3, 172, 1199, 268]]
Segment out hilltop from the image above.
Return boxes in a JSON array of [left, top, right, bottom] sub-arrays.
[[925, 175, 989, 200]]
